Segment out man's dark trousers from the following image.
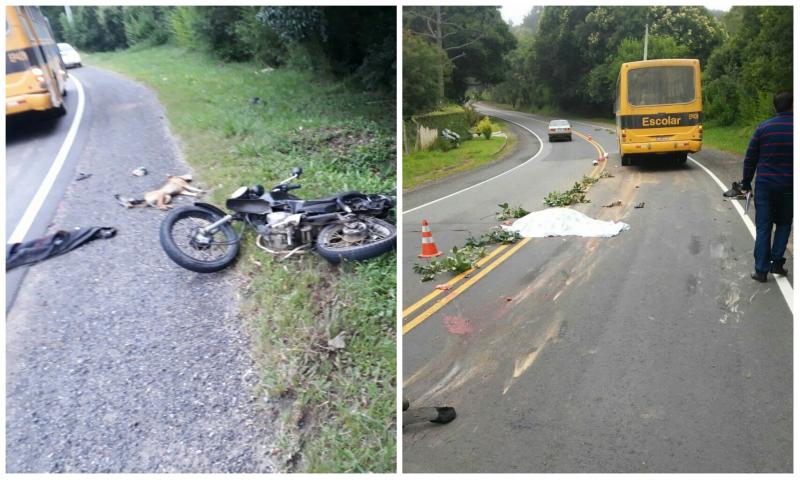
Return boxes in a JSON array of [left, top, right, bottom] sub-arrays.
[[754, 183, 793, 274]]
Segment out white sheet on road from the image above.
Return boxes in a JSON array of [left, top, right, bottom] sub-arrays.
[[503, 207, 630, 238]]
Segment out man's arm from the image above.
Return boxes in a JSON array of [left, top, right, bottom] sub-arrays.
[[740, 125, 761, 190]]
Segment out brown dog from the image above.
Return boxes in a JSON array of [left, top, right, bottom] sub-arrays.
[[115, 174, 204, 210]]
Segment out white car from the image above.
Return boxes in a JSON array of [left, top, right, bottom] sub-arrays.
[[57, 43, 81, 68], [548, 119, 572, 142]]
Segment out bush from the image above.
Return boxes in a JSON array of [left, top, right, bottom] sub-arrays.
[[170, 6, 196, 50], [463, 102, 480, 127], [415, 110, 471, 139], [476, 116, 493, 139], [433, 136, 456, 152], [123, 7, 172, 48], [233, 8, 287, 66]]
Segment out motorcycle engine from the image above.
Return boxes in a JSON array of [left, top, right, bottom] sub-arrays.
[[261, 212, 293, 250]]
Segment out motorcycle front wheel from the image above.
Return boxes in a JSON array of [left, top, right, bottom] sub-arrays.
[[159, 206, 240, 273], [316, 217, 396, 263]]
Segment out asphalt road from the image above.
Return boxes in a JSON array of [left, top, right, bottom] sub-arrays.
[[6, 75, 90, 309], [6, 67, 275, 472], [402, 104, 792, 473]]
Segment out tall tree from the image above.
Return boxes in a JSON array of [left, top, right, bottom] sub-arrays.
[[405, 6, 516, 100], [705, 6, 792, 125]]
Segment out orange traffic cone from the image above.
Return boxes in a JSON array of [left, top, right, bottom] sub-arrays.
[[418, 220, 442, 258]]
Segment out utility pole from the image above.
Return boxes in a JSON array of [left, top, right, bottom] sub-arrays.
[[64, 6, 73, 25], [643, 23, 649, 61]]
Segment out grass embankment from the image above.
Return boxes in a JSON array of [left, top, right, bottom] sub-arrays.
[[403, 120, 515, 190], [483, 101, 752, 155], [88, 46, 396, 473]]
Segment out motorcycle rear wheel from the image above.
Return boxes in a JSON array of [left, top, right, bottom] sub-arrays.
[[160, 206, 239, 273], [316, 217, 396, 263]]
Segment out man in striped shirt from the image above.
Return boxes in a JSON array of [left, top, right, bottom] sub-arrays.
[[740, 91, 793, 282]]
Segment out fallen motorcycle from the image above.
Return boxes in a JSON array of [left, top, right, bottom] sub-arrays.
[[159, 167, 396, 272]]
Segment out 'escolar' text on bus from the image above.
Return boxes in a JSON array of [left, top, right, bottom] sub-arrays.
[[642, 116, 681, 127]]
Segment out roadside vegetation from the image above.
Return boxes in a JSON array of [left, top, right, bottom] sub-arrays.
[[76, 5, 396, 474], [402, 6, 791, 157], [403, 117, 514, 190]]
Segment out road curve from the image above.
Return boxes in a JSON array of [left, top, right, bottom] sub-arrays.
[[6, 66, 275, 473], [403, 104, 792, 473]]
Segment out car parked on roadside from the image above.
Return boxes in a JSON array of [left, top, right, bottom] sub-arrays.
[[548, 119, 572, 142], [57, 43, 81, 68]]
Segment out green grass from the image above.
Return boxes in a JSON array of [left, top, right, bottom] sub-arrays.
[[484, 101, 752, 155], [702, 124, 752, 155], [403, 120, 515, 190], [426, 103, 467, 115], [86, 46, 396, 473]]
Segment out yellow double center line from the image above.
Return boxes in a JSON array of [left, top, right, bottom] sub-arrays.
[[402, 238, 530, 334], [402, 128, 607, 335]]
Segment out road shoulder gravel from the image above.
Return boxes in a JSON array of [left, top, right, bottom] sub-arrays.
[[6, 66, 275, 473]]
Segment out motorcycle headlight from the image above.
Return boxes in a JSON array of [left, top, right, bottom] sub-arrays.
[[230, 186, 248, 199]]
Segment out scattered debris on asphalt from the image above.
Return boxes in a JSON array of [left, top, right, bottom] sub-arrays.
[[6, 226, 117, 270], [413, 245, 486, 282], [634, 202, 646, 209], [465, 228, 522, 247], [436, 284, 452, 291], [503, 207, 630, 238], [131, 166, 148, 177], [603, 200, 622, 208], [496, 202, 530, 221], [114, 194, 143, 208], [75, 172, 92, 181]]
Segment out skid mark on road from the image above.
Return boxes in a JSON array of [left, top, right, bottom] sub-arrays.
[[689, 155, 793, 314], [504, 315, 564, 395]]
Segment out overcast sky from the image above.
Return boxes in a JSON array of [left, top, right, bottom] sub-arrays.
[[499, 3, 737, 26]]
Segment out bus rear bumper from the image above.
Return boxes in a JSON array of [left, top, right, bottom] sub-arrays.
[[621, 140, 702, 155], [6, 92, 54, 116]]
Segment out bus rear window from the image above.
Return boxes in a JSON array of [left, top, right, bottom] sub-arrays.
[[627, 66, 695, 106]]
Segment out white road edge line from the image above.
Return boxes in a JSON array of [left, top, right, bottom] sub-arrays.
[[689, 155, 793, 314], [403, 114, 544, 214], [506, 106, 792, 314], [8, 75, 86, 244]]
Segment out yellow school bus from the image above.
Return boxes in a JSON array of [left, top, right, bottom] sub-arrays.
[[6, 6, 68, 117], [615, 59, 702, 166]]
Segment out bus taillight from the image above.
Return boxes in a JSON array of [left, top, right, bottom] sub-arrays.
[[31, 67, 47, 86]]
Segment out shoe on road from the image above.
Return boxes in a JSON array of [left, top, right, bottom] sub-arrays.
[[770, 263, 789, 276], [431, 407, 456, 424], [751, 271, 768, 283]]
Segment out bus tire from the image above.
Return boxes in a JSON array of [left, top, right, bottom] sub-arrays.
[[53, 102, 67, 118], [676, 152, 688, 165], [621, 154, 630, 166]]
